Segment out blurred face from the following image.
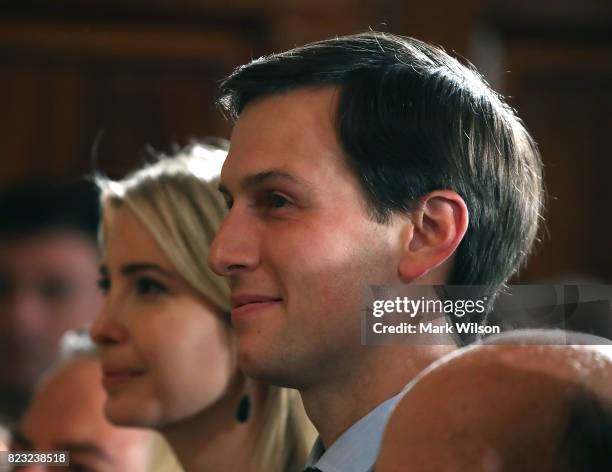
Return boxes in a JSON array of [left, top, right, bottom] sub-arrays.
[[15, 358, 152, 472], [208, 87, 405, 388], [0, 232, 101, 392], [377, 346, 600, 472], [91, 206, 236, 427]]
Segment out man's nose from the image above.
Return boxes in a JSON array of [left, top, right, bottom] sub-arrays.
[[208, 208, 260, 277]]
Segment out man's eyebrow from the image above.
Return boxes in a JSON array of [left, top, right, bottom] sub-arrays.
[[100, 263, 176, 279], [218, 170, 311, 196], [11, 430, 33, 449], [57, 442, 114, 464]]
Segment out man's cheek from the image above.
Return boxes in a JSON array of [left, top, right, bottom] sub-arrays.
[[315, 281, 363, 322]]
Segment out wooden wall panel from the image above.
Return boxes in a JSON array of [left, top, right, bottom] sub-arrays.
[[480, 28, 612, 283], [0, 17, 259, 184]]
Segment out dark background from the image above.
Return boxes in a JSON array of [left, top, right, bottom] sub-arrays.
[[0, 0, 610, 284]]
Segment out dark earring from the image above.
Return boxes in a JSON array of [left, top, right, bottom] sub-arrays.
[[236, 394, 251, 423]]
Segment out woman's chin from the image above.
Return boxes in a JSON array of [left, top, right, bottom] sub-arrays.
[[104, 399, 160, 428]]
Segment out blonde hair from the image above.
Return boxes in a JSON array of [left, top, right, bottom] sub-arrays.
[[96, 142, 315, 471], [98, 143, 230, 313]]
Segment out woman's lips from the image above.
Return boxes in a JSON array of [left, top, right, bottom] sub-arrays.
[[101, 369, 144, 390]]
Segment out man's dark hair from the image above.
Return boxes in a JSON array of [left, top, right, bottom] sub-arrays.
[[218, 31, 544, 307], [0, 179, 100, 243]]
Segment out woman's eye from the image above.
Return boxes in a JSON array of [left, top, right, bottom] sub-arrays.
[[135, 277, 167, 295], [97, 277, 111, 294]]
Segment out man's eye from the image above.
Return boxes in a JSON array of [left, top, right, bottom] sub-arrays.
[[39, 279, 72, 302], [135, 277, 167, 295], [68, 463, 96, 472], [0, 275, 12, 298], [266, 192, 291, 209], [97, 276, 111, 294], [10, 440, 30, 451]]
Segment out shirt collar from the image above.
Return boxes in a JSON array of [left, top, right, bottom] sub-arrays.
[[304, 388, 408, 472]]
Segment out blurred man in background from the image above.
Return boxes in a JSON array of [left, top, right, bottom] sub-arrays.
[[0, 180, 102, 428], [378, 330, 612, 472], [12, 331, 170, 472]]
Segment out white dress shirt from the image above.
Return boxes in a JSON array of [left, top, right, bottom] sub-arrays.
[[303, 384, 412, 472]]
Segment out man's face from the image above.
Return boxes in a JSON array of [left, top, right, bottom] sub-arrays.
[[15, 358, 153, 472], [0, 231, 102, 392], [209, 87, 405, 388]]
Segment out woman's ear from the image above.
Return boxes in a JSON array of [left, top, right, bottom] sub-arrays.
[[398, 190, 468, 283]]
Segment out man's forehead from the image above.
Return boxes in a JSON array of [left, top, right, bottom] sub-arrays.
[[237, 85, 340, 123], [220, 88, 349, 192], [0, 230, 94, 250], [0, 232, 97, 267], [0, 246, 97, 279], [219, 155, 314, 190]]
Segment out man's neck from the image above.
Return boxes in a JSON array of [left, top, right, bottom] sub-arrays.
[[300, 345, 455, 447]]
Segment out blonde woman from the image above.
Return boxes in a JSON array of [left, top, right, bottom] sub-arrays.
[[91, 143, 315, 471]]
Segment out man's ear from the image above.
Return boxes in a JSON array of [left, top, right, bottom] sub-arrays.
[[398, 190, 468, 283]]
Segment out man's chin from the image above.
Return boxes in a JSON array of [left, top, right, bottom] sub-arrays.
[[237, 348, 306, 390]]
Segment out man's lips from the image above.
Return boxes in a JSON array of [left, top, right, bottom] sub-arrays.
[[230, 294, 283, 319]]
